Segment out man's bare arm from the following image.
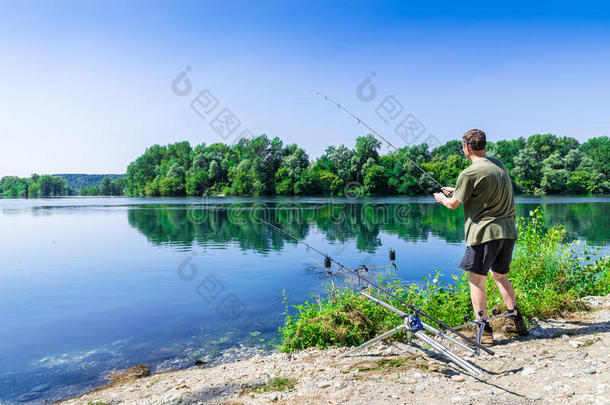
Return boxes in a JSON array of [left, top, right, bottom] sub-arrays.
[[433, 192, 461, 210]]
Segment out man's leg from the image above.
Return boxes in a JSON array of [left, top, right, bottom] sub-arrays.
[[469, 272, 488, 319], [489, 270, 517, 310], [489, 269, 528, 336]]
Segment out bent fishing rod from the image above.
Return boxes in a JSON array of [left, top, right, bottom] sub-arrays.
[[259, 218, 494, 355], [311, 90, 449, 195]]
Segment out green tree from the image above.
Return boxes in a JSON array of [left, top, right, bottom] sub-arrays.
[[363, 163, 389, 194], [100, 177, 113, 196], [486, 138, 525, 171], [513, 147, 542, 193], [27, 182, 40, 198], [580, 136, 609, 177]]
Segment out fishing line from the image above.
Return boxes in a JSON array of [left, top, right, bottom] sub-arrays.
[[311, 90, 449, 194], [259, 217, 494, 355]]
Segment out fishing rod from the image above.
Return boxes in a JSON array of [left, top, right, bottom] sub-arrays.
[[259, 218, 494, 355], [311, 90, 449, 194]]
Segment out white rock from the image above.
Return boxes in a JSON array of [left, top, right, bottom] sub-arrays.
[[569, 340, 583, 348], [527, 393, 543, 400], [522, 367, 536, 376]]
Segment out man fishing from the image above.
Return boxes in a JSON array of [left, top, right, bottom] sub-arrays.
[[433, 129, 528, 345]]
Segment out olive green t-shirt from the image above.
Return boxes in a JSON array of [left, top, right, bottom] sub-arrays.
[[453, 156, 517, 246]]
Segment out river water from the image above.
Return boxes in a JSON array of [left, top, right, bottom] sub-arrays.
[[0, 196, 607, 403]]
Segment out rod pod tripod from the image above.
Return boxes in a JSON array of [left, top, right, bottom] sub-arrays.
[[342, 291, 483, 376]]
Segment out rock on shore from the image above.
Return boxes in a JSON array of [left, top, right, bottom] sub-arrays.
[[59, 295, 610, 405]]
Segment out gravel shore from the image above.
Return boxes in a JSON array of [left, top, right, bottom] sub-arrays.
[[59, 295, 609, 405]]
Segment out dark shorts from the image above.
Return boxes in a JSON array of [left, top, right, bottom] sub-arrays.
[[460, 238, 516, 276]]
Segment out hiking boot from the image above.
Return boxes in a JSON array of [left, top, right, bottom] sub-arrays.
[[476, 322, 494, 346], [503, 310, 528, 336]]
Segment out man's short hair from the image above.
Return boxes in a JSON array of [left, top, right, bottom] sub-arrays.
[[462, 129, 486, 151]]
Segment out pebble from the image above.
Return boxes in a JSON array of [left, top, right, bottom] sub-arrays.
[[415, 383, 426, 392], [522, 367, 536, 376], [584, 369, 597, 374], [569, 340, 583, 348], [331, 387, 354, 398], [527, 393, 543, 400], [317, 382, 331, 389], [452, 375, 466, 382]]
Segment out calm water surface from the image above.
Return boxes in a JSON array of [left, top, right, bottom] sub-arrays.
[[0, 196, 608, 403]]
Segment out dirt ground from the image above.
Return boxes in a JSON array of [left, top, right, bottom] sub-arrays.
[[59, 295, 609, 405]]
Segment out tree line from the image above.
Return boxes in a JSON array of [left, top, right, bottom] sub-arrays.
[[77, 176, 125, 196], [54, 173, 125, 191], [2, 133, 607, 198], [125, 134, 609, 197], [0, 174, 125, 198]]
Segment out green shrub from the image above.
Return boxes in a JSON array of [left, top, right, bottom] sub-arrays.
[[279, 208, 609, 352]]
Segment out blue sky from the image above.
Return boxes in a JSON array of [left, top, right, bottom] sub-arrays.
[[1, 0, 609, 176]]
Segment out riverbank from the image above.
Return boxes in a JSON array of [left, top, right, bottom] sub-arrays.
[[58, 294, 609, 405]]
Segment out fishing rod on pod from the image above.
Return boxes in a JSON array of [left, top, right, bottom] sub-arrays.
[[311, 90, 452, 196], [259, 217, 494, 356]]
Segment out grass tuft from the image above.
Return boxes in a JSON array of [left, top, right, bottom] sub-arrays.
[[581, 336, 600, 347], [249, 377, 297, 393]]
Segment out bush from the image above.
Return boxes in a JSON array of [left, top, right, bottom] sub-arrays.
[[278, 208, 609, 352]]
